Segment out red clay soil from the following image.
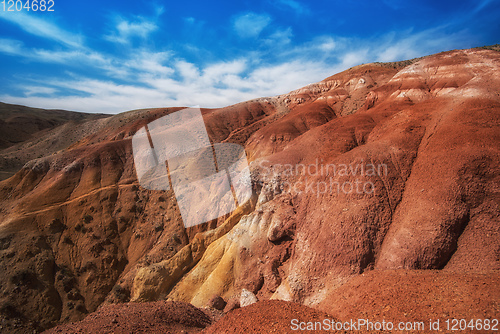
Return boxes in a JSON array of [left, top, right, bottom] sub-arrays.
[[44, 299, 347, 334], [319, 270, 500, 333], [43, 301, 211, 334], [202, 300, 347, 334]]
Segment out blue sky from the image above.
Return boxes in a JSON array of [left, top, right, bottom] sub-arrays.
[[0, 0, 499, 113]]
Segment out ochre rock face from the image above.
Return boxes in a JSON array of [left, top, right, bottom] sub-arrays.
[[0, 48, 499, 332]]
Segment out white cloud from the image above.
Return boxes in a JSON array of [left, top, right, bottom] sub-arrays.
[[233, 13, 271, 38], [202, 60, 247, 82], [373, 28, 467, 62], [340, 50, 369, 68], [0, 11, 83, 48], [124, 51, 174, 77], [154, 6, 165, 16], [263, 27, 293, 46], [185, 17, 196, 24], [0, 38, 111, 69], [33, 49, 107, 64], [105, 17, 158, 44], [24, 86, 58, 96], [117, 20, 157, 38], [175, 61, 201, 81], [0, 38, 24, 55], [318, 37, 336, 52]]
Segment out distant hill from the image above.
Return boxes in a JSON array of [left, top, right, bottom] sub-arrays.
[[0, 102, 110, 180], [0, 102, 109, 149]]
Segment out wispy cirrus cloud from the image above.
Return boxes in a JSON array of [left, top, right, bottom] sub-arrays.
[[0, 37, 107, 67], [34, 49, 109, 65], [273, 0, 310, 15], [373, 27, 471, 62], [473, 0, 494, 13], [0, 38, 23, 55], [23, 86, 58, 96], [0, 10, 83, 48]]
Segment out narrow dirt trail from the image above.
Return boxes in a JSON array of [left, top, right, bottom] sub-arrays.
[[15, 183, 136, 218]]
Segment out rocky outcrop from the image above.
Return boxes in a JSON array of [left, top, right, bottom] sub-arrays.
[[239, 289, 258, 307]]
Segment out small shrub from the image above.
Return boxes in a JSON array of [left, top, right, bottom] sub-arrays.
[[10, 269, 37, 288], [113, 284, 130, 302], [74, 223, 86, 233], [83, 214, 93, 224], [172, 233, 181, 244], [62, 236, 73, 245]]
